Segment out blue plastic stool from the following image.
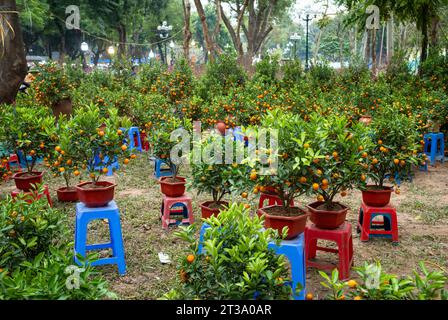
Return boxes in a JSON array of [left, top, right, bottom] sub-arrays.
[[74, 201, 126, 275], [16, 150, 43, 167], [154, 158, 175, 178], [94, 154, 119, 176], [198, 223, 211, 254], [268, 233, 306, 300], [127, 127, 143, 153], [424, 133, 445, 166]]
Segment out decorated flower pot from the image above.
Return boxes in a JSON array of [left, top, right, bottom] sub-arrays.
[[159, 176, 187, 197], [76, 181, 116, 208], [13, 171, 44, 191], [200, 201, 229, 219], [361, 185, 393, 207], [258, 205, 309, 240], [56, 187, 79, 202], [306, 201, 349, 229]]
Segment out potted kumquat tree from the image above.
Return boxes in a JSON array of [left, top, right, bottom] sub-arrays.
[[151, 115, 192, 197], [246, 110, 315, 239], [362, 105, 426, 207], [1, 106, 57, 191], [306, 113, 372, 229], [189, 132, 249, 219], [70, 105, 133, 207]]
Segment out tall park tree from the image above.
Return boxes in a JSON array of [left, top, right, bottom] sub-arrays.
[[219, 0, 294, 69], [0, 0, 28, 105]]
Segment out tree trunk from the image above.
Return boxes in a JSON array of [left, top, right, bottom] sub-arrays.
[[193, 0, 215, 62], [364, 30, 371, 63], [386, 15, 394, 65], [379, 24, 385, 67], [0, 0, 28, 105], [429, 13, 440, 53], [182, 0, 192, 61], [420, 4, 429, 66], [371, 28, 377, 76], [117, 23, 127, 58]]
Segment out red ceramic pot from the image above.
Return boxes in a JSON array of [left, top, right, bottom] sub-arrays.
[[159, 176, 186, 197], [57, 187, 79, 202], [76, 181, 116, 208], [258, 205, 309, 240], [13, 171, 44, 191], [200, 201, 229, 219], [362, 185, 393, 207], [306, 201, 349, 229], [216, 122, 226, 135]]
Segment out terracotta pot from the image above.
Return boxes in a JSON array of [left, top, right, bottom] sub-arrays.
[[56, 187, 79, 202], [76, 181, 116, 208], [258, 205, 309, 240], [216, 121, 226, 135], [361, 185, 393, 207], [306, 201, 349, 229], [159, 176, 186, 197], [200, 201, 229, 219], [13, 171, 44, 191], [359, 115, 372, 126]]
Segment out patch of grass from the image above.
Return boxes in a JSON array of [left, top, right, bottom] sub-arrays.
[[399, 199, 448, 224]]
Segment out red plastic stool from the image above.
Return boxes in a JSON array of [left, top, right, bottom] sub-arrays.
[[11, 185, 53, 207], [305, 223, 354, 280], [259, 192, 294, 209], [357, 201, 399, 244], [161, 194, 194, 230], [6, 154, 21, 171]]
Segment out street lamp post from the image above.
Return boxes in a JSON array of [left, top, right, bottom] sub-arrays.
[[157, 21, 173, 65], [301, 14, 316, 71], [290, 33, 301, 60]]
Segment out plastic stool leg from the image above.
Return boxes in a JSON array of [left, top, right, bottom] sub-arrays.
[[198, 224, 211, 254], [74, 216, 88, 266], [162, 200, 171, 229], [109, 215, 126, 275], [338, 234, 351, 280]]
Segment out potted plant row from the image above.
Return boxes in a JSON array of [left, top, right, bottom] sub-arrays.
[[247, 110, 372, 232]]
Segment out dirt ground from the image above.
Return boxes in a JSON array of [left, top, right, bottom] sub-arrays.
[[1, 154, 447, 299]]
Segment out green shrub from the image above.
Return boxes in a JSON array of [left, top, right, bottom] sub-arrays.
[[320, 261, 447, 300], [281, 59, 304, 86], [0, 195, 66, 269], [197, 53, 247, 101], [254, 55, 280, 84], [163, 204, 295, 300], [0, 245, 116, 300]]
